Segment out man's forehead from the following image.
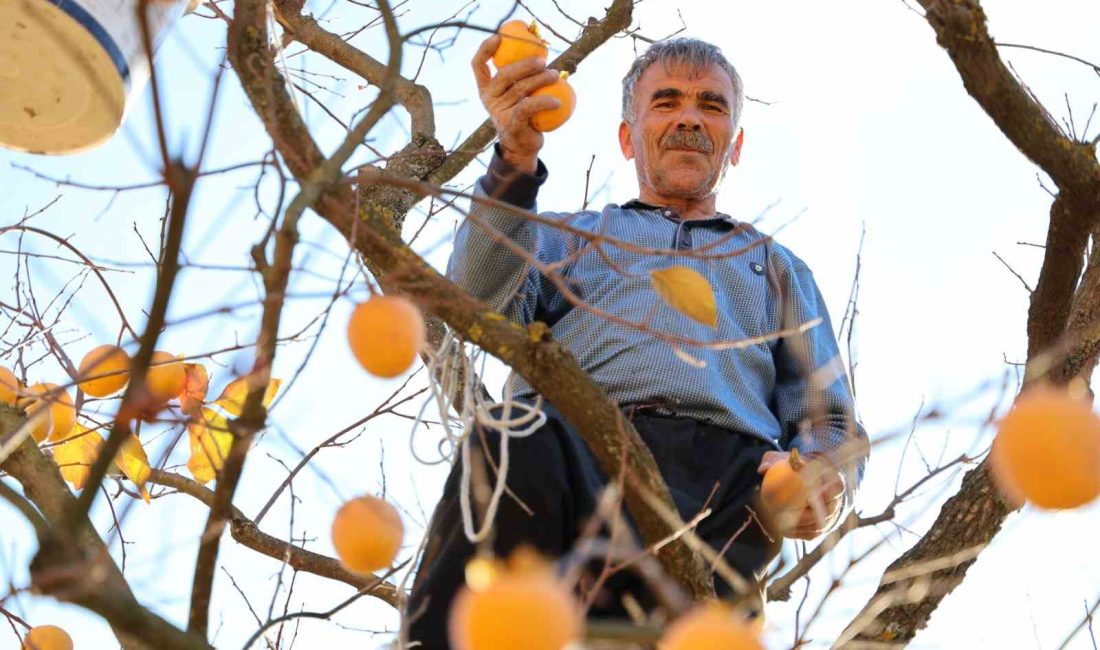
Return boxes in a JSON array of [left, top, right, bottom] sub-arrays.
[[637, 59, 734, 93]]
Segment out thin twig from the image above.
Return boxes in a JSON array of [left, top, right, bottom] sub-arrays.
[[1057, 593, 1100, 650], [240, 561, 408, 650], [993, 250, 1033, 292]]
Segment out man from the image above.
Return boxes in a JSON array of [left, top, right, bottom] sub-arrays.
[[406, 35, 869, 647]]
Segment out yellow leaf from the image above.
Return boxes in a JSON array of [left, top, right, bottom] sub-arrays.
[[51, 425, 103, 490], [179, 363, 209, 417], [188, 408, 232, 484], [649, 265, 718, 329], [116, 433, 152, 503], [214, 375, 282, 417]]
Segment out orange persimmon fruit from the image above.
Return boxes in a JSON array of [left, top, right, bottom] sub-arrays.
[[761, 449, 809, 511], [78, 344, 131, 397], [492, 19, 548, 69], [990, 383, 1100, 510], [660, 601, 764, 650], [18, 383, 75, 442], [331, 495, 404, 574], [0, 366, 20, 405], [760, 448, 812, 534], [347, 295, 426, 378], [449, 546, 582, 650], [22, 625, 73, 650], [145, 351, 186, 403], [529, 71, 575, 132], [40, 383, 76, 440]]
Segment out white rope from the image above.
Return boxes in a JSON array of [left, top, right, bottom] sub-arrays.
[[409, 331, 467, 466], [458, 378, 545, 543], [412, 328, 548, 543]]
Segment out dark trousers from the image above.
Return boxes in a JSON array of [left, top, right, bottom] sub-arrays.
[[406, 400, 781, 649]]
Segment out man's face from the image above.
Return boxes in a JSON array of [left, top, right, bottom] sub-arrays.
[[619, 60, 743, 201]]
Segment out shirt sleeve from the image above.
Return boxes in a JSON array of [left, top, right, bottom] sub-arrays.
[[770, 261, 870, 523], [445, 144, 569, 326]]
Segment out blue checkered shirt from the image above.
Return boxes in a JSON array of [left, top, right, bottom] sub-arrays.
[[447, 147, 869, 513]]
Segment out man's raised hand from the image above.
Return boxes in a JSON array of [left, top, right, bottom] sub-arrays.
[[472, 34, 562, 174]]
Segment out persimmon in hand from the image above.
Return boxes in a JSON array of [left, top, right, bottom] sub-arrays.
[[492, 20, 548, 69], [760, 448, 810, 524], [529, 71, 575, 132]]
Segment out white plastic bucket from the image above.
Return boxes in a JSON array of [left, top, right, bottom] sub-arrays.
[[0, 0, 194, 155]]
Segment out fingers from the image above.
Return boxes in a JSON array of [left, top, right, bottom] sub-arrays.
[[497, 69, 560, 108], [804, 465, 846, 501], [512, 95, 561, 122], [787, 527, 822, 541], [787, 517, 828, 540], [786, 494, 842, 539], [485, 57, 550, 103], [471, 34, 500, 93]]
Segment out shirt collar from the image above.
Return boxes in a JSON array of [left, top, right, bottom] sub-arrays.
[[620, 198, 739, 227]]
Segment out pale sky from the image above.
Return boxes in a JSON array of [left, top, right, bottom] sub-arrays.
[[1, 1, 1099, 648]]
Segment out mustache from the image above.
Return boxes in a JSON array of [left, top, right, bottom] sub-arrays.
[[661, 130, 714, 153]]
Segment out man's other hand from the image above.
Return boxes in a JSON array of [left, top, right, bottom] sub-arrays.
[[472, 35, 561, 173], [758, 451, 845, 540]]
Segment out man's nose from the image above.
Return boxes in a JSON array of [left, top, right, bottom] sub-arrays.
[[673, 116, 699, 130], [676, 110, 703, 131]]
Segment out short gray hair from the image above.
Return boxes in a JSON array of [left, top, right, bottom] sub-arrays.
[[621, 38, 744, 128]]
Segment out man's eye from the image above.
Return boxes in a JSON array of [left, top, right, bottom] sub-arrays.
[[655, 102, 675, 108]]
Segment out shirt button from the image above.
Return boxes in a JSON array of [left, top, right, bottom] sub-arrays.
[[663, 210, 672, 217], [751, 262, 764, 275]]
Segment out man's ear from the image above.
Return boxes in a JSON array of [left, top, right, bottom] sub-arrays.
[[618, 121, 634, 160], [730, 128, 745, 166]]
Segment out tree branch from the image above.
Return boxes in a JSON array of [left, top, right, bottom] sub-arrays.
[[147, 469, 400, 608], [844, 1, 1100, 643], [0, 407, 211, 650], [188, 0, 405, 635], [227, 0, 716, 600], [71, 160, 195, 526], [271, 0, 435, 137]]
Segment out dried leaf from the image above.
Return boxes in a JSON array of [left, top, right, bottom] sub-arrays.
[[179, 363, 209, 417], [188, 408, 232, 484], [214, 374, 282, 417], [116, 433, 152, 502], [649, 265, 718, 329], [51, 425, 103, 490]]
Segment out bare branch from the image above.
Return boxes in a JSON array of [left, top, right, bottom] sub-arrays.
[[188, 1, 406, 633], [146, 469, 400, 607], [844, 2, 1100, 642], [272, 0, 435, 136], [1, 410, 211, 650]]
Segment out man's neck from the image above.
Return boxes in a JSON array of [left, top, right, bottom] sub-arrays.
[[637, 190, 718, 221]]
